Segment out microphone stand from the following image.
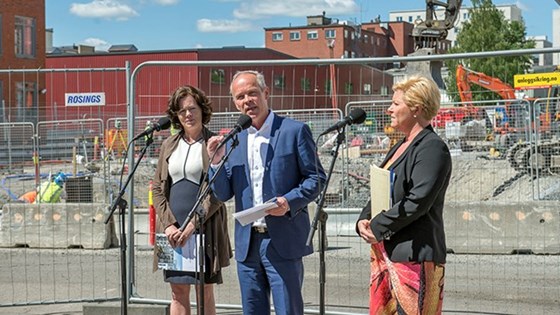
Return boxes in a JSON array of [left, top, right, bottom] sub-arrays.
[[178, 136, 239, 314], [105, 133, 153, 315], [306, 129, 345, 315]]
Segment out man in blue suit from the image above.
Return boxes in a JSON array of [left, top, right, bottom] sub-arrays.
[[207, 70, 326, 315]]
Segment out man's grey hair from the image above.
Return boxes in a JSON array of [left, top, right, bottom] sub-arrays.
[[230, 70, 267, 95]]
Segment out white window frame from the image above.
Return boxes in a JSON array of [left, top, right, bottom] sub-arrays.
[[290, 31, 301, 41], [307, 30, 318, 40], [272, 32, 283, 41]]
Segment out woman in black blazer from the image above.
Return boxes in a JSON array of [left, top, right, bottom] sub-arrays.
[[356, 76, 452, 315]]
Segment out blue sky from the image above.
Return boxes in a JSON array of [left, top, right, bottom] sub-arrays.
[[46, 0, 558, 52]]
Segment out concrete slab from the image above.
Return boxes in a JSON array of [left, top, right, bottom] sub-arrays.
[[0, 203, 118, 249]]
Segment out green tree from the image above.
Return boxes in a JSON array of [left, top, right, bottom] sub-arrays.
[[445, 0, 534, 102]]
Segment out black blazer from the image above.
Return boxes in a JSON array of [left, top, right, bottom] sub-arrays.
[[357, 125, 452, 264]]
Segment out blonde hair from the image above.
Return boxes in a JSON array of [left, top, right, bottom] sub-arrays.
[[392, 76, 440, 120]]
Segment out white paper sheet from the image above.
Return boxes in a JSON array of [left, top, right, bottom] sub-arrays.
[[232, 198, 278, 226]]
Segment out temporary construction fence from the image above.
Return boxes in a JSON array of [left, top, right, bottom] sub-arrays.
[[0, 50, 560, 314]]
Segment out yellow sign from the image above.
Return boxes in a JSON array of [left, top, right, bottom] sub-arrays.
[[514, 72, 560, 89]]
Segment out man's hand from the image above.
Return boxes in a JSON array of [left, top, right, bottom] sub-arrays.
[[357, 219, 378, 244], [207, 136, 225, 165], [266, 196, 290, 216]]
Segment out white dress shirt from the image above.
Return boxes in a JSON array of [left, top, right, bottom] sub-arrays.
[[248, 111, 274, 228]]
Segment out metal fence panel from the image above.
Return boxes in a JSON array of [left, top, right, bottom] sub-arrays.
[[0, 56, 559, 314]]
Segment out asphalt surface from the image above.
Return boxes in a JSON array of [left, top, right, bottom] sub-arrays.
[[1, 235, 559, 315]]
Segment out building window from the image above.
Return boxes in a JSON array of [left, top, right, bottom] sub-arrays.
[[211, 69, 225, 84], [408, 16, 413, 22], [15, 16, 36, 58], [273, 75, 285, 89], [272, 32, 283, 41], [307, 30, 318, 40], [396, 16, 403, 22], [301, 77, 311, 92], [290, 31, 301, 41], [16, 82, 37, 122], [344, 82, 353, 94], [463, 12, 468, 19], [381, 86, 388, 96], [363, 83, 372, 95], [325, 29, 336, 38], [344, 29, 349, 38]]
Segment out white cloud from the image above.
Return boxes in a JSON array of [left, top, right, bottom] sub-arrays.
[[81, 37, 111, 51], [70, 0, 139, 21], [153, 0, 180, 5], [232, 0, 359, 20], [195, 44, 204, 48], [197, 19, 253, 32]]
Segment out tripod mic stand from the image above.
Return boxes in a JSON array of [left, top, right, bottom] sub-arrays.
[[306, 130, 345, 315], [105, 135, 154, 315], [178, 136, 239, 314]]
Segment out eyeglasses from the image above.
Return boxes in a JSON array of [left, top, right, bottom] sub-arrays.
[[177, 107, 199, 116]]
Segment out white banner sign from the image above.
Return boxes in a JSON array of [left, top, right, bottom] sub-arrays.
[[65, 92, 106, 106]]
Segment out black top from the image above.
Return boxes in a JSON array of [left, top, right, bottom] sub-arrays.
[[357, 125, 452, 264]]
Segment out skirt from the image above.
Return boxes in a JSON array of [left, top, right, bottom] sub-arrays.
[[369, 242, 445, 315]]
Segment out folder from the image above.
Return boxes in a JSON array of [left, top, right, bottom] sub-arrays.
[[155, 233, 205, 272], [369, 164, 392, 219]]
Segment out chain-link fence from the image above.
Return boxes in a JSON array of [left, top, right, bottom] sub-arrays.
[[1, 53, 559, 314]]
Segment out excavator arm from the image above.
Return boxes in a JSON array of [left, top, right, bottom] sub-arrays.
[[456, 64, 517, 103], [412, 0, 463, 49]]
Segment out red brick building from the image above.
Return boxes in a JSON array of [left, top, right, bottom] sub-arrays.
[[0, 0, 46, 123], [265, 13, 416, 66]]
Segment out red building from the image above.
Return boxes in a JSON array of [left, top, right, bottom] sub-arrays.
[[0, 0, 46, 124], [45, 47, 390, 121], [265, 13, 416, 65]]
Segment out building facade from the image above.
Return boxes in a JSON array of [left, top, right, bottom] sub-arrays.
[[265, 12, 418, 64], [0, 0, 46, 124]]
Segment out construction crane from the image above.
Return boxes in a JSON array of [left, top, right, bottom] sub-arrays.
[[412, 0, 463, 50]]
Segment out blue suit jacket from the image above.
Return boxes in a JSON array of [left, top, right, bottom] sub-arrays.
[[210, 113, 326, 261]]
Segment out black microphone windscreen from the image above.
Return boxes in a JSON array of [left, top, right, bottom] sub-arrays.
[[237, 114, 252, 130], [157, 117, 172, 131], [349, 108, 367, 124]]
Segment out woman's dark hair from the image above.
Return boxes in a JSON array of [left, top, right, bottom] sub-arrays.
[[165, 85, 213, 130]]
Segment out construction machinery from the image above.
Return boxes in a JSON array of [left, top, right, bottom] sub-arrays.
[[412, 0, 463, 50], [407, 0, 463, 89], [454, 64, 560, 174], [456, 64, 524, 136]]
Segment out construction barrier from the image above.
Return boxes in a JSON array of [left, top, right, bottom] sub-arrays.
[[0, 203, 119, 249], [445, 201, 560, 254]]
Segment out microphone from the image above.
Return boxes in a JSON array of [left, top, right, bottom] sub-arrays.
[[319, 108, 367, 136], [216, 114, 252, 149], [132, 117, 172, 141]]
